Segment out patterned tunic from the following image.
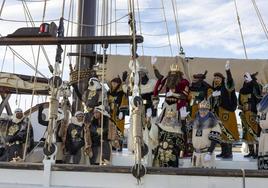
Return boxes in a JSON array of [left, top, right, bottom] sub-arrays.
[[188, 112, 221, 168], [239, 81, 262, 143]]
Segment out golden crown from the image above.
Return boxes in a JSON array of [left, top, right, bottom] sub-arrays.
[[170, 63, 180, 72]]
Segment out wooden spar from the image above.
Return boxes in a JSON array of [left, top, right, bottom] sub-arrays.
[[1, 162, 268, 178], [0, 94, 11, 115], [0, 35, 144, 46]]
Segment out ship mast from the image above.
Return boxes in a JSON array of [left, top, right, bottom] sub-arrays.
[[72, 0, 97, 112]]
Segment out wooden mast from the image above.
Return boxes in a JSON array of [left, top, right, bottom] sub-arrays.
[[72, 0, 97, 112]]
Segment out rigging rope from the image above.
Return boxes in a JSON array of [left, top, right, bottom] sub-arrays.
[[68, 0, 75, 75], [0, 17, 59, 23], [23, 0, 47, 161], [76, 0, 85, 112], [161, 0, 173, 56], [233, 0, 248, 59], [0, 32, 47, 77], [142, 33, 168, 36], [21, 0, 53, 71], [0, 0, 6, 17], [109, 0, 112, 55], [129, 0, 146, 183], [170, 0, 184, 54], [116, 7, 162, 11], [99, 0, 109, 166], [64, 14, 128, 28], [60, 0, 72, 80], [7, 46, 47, 77], [22, 1, 39, 69], [251, 0, 268, 41], [136, 0, 144, 59], [114, 0, 118, 54], [61, 0, 66, 18], [0, 46, 7, 72]]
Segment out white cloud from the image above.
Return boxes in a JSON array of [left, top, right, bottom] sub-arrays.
[[129, 0, 268, 58]]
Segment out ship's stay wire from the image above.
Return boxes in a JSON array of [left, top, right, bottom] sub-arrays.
[[250, 0, 268, 41], [23, 0, 47, 161], [233, 0, 248, 59]]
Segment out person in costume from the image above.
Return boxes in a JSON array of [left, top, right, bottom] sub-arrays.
[[189, 71, 213, 119], [108, 76, 129, 151], [72, 77, 109, 124], [149, 63, 189, 167], [90, 105, 118, 165], [257, 84, 268, 169], [211, 61, 239, 159], [0, 108, 34, 162], [187, 100, 221, 168], [239, 72, 262, 158], [187, 71, 213, 157], [65, 111, 92, 164], [154, 64, 190, 159]]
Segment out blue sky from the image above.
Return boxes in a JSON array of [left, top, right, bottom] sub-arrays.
[[0, 0, 267, 111], [1, 0, 268, 60]]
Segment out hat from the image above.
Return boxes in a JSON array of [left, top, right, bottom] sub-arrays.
[[193, 70, 207, 80], [14, 108, 23, 113], [251, 72, 258, 81], [75, 111, 84, 117], [94, 105, 110, 118], [138, 65, 148, 73], [198, 100, 210, 109], [213, 72, 225, 79], [111, 76, 122, 84], [88, 77, 102, 90]]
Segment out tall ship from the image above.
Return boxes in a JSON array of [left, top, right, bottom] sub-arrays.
[[0, 0, 268, 187]]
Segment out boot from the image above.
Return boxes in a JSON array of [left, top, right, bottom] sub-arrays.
[[244, 144, 254, 158], [216, 143, 227, 158], [222, 144, 233, 159], [253, 144, 258, 159], [183, 143, 193, 157], [117, 140, 123, 152]]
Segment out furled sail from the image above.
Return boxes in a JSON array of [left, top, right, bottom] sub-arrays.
[[0, 72, 49, 95]]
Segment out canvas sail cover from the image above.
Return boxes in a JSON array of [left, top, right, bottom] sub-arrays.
[[0, 72, 49, 95], [107, 55, 268, 91]]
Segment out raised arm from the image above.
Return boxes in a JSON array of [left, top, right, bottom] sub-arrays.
[[71, 83, 83, 101], [225, 61, 235, 91]]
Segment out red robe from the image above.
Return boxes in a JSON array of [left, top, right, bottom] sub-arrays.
[[153, 77, 190, 110]]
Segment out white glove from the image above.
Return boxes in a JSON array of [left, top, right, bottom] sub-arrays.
[[212, 90, 221, 97], [166, 91, 173, 97], [96, 128, 102, 135], [146, 108, 152, 118], [151, 56, 157, 65], [225, 60, 230, 70], [118, 112, 123, 120], [204, 153, 211, 161], [180, 107, 189, 119], [244, 72, 252, 82]]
